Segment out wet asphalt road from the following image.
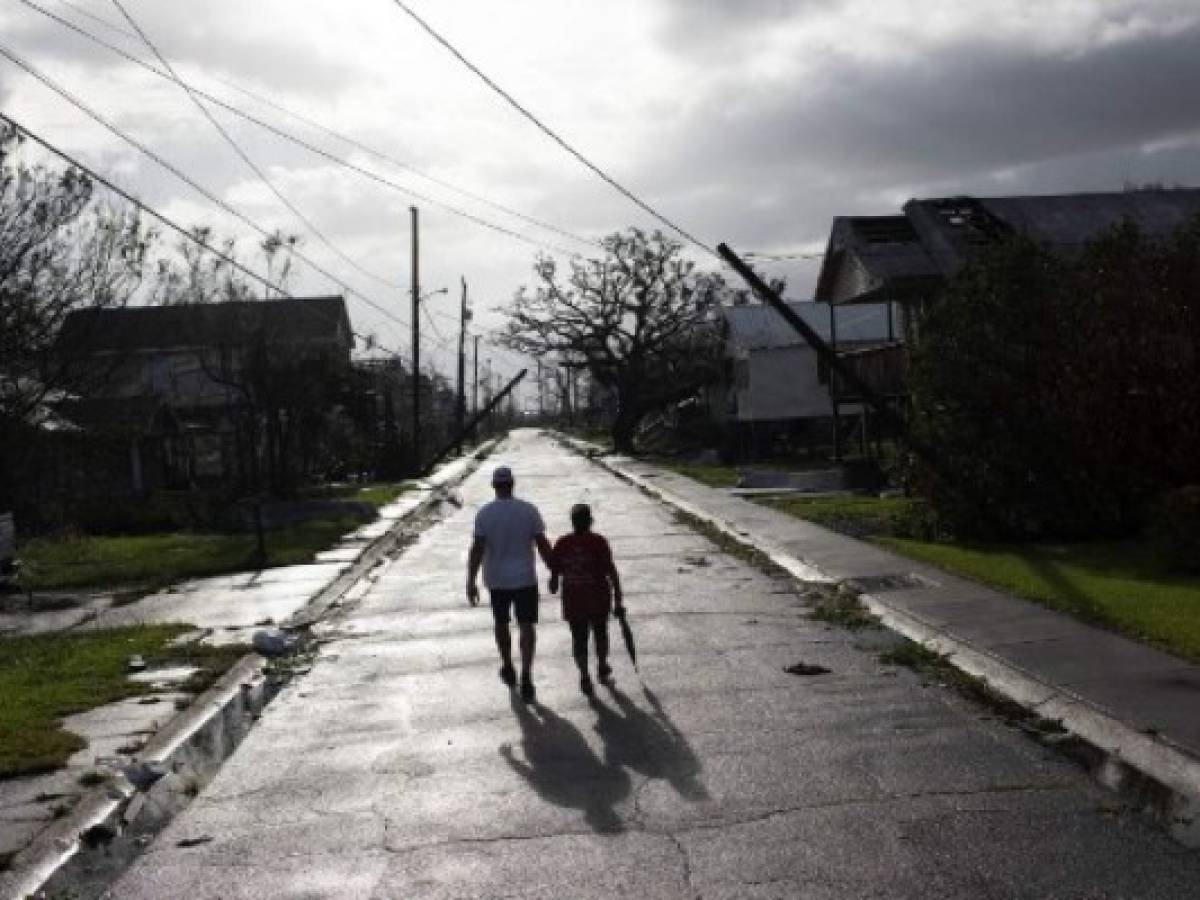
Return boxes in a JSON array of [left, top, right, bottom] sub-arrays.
[[109, 430, 1200, 898]]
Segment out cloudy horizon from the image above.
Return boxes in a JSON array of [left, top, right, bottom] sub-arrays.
[[3, 0, 1200, 398]]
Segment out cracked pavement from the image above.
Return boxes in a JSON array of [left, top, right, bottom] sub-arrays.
[[107, 430, 1200, 898]]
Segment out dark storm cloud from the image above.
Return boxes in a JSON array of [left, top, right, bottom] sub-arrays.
[[659, 23, 1200, 188], [626, 10, 1200, 280]]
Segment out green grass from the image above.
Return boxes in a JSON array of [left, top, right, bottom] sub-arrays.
[[0, 626, 247, 779], [760, 492, 1200, 663], [664, 463, 741, 488], [878, 537, 1200, 664], [762, 495, 921, 538], [18, 516, 362, 592], [310, 482, 413, 509]]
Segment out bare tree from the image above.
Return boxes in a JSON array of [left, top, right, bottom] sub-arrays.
[[500, 228, 724, 451], [0, 128, 151, 417], [150, 226, 257, 305]]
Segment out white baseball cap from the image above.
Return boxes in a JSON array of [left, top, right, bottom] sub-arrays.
[[491, 466, 514, 485]]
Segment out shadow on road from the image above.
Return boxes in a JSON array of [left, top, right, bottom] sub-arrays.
[[500, 694, 631, 833], [590, 684, 709, 802]]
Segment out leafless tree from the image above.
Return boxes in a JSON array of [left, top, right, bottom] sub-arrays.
[[500, 228, 725, 451], [0, 126, 151, 426], [150, 226, 256, 305]]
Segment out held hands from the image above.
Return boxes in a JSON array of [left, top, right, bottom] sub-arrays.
[[466, 581, 480, 607]]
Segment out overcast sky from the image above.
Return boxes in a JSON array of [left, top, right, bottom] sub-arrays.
[[3, 0, 1200, 395]]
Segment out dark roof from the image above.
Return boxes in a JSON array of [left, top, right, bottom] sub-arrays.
[[814, 216, 940, 305], [57, 296, 354, 356], [817, 188, 1200, 304], [904, 188, 1200, 275]]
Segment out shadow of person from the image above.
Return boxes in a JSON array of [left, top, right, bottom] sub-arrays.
[[500, 694, 631, 833], [589, 684, 709, 802]]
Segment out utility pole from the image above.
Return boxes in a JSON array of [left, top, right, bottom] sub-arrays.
[[536, 359, 544, 420], [456, 277, 468, 456], [409, 206, 421, 475], [472, 336, 480, 416]]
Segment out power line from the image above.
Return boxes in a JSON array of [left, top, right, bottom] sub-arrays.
[[386, 0, 717, 257], [0, 38, 418, 337], [17, 0, 596, 257], [107, 0, 401, 291], [0, 110, 415, 363]]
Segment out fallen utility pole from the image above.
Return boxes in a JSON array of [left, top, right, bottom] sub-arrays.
[[422, 369, 527, 476], [717, 242, 910, 440]]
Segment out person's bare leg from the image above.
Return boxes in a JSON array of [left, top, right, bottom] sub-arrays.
[[518, 623, 536, 680]]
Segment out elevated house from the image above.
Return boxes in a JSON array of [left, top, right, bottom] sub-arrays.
[[710, 300, 894, 457], [813, 188, 1200, 425], [53, 296, 354, 495]]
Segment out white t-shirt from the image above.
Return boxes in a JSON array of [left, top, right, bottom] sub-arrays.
[[473, 497, 546, 590]]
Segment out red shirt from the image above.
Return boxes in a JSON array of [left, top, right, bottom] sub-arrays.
[[552, 532, 613, 620]]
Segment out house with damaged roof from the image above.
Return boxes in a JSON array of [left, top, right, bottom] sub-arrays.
[[709, 300, 895, 458], [51, 295, 355, 497], [813, 187, 1200, 450]]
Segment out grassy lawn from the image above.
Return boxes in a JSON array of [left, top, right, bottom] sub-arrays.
[[879, 537, 1200, 664], [664, 463, 742, 488], [763, 495, 920, 539], [18, 515, 362, 592], [0, 626, 246, 779], [310, 482, 413, 509], [758, 493, 1200, 664]]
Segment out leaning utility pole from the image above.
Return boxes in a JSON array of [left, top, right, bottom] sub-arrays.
[[409, 206, 421, 475], [456, 277, 469, 455]]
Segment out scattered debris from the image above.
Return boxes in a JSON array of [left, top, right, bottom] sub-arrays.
[[79, 823, 118, 850], [252, 628, 299, 658], [176, 835, 214, 848], [808, 585, 878, 631], [784, 662, 831, 676]]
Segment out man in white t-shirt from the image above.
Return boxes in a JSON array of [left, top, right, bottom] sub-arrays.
[[467, 465, 555, 702]]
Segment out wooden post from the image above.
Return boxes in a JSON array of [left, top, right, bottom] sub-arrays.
[[410, 206, 421, 475]]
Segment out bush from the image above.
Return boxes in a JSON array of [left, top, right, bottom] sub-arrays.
[[907, 217, 1200, 539], [1149, 486, 1200, 573], [71, 491, 233, 535]]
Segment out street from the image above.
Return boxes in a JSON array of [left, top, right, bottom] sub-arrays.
[[108, 430, 1200, 898]]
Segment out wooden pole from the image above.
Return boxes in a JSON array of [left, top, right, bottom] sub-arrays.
[[410, 206, 421, 475]]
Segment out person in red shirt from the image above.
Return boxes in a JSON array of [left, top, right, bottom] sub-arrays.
[[549, 503, 623, 695]]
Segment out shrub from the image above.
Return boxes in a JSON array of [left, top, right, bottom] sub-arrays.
[[1148, 486, 1200, 573], [906, 217, 1200, 539]]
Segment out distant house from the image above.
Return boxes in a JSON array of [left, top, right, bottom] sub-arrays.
[[53, 296, 354, 495], [709, 300, 894, 456], [814, 188, 1200, 408]]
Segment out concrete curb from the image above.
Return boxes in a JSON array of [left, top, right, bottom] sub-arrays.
[[561, 436, 1200, 848], [2, 443, 498, 900], [2, 655, 271, 900]]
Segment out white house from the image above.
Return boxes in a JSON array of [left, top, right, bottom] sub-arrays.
[[710, 300, 895, 453]]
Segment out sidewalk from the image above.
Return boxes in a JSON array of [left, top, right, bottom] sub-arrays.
[[0, 449, 488, 899], [578, 444, 1200, 842]]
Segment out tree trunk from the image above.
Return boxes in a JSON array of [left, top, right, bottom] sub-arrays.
[[611, 403, 640, 454]]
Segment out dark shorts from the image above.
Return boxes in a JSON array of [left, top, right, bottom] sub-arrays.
[[490, 586, 539, 625]]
